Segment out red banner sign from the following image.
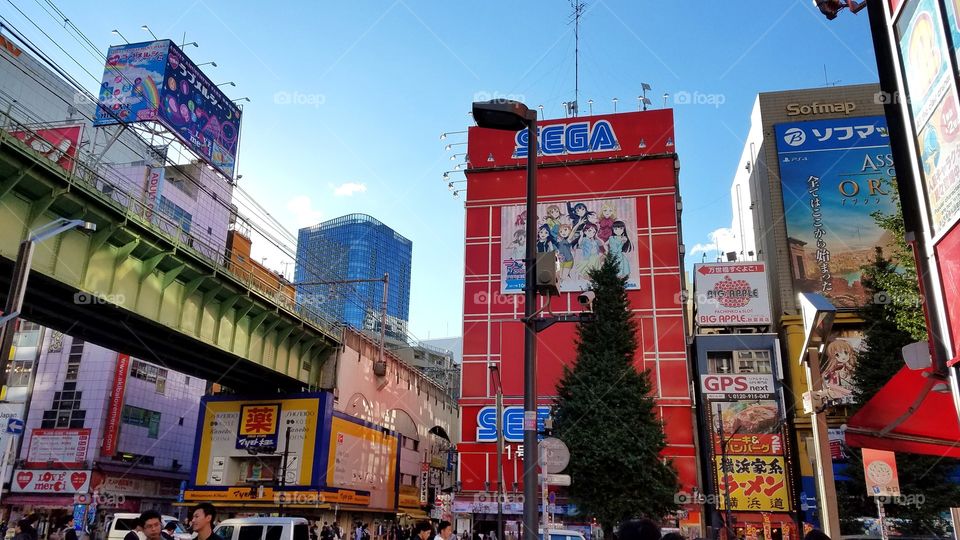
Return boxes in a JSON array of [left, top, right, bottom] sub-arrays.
[[101, 353, 130, 457], [10, 125, 82, 173]]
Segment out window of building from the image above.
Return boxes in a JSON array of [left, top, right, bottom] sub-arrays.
[[734, 350, 772, 374], [121, 405, 162, 438], [7, 360, 33, 386], [113, 452, 154, 465], [130, 360, 168, 394], [157, 196, 193, 233], [707, 351, 734, 374]]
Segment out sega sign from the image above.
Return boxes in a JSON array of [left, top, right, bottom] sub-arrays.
[[476, 406, 552, 443], [700, 374, 775, 399], [514, 121, 619, 158]]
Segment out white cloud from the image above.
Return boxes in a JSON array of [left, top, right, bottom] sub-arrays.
[[286, 195, 323, 228], [689, 227, 738, 257], [332, 182, 368, 197]]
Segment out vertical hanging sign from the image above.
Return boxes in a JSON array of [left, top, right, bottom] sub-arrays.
[[101, 353, 130, 457]]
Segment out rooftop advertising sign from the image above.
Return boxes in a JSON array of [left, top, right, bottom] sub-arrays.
[[775, 116, 897, 308], [694, 263, 772, 327], [94, 40, 242, 178]]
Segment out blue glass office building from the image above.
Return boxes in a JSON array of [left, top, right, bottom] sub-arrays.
[[295, 214, 412, 339]]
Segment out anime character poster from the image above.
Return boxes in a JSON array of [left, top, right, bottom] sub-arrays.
[[917, 91, 960, 233], [499, 197, 640, 294], [820, 333, 862, 406], [775, 116, 898, 308], [897, 0, 951, 127]]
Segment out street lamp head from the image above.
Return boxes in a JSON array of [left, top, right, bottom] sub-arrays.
[[472, 100, 535, 131]]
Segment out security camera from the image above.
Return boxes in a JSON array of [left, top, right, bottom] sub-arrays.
[[578, 290, 595, 311]]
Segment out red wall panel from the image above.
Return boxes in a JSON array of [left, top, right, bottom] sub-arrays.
[[458, 109, 693, 492]]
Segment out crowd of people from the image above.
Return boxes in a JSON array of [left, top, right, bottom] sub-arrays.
[[2, 506, 838, 540]]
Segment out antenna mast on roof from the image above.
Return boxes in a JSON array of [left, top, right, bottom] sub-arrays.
[[571, 1, 586, 116]]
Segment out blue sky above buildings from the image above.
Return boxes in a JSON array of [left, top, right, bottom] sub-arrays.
[[3, 1, 882, 340]]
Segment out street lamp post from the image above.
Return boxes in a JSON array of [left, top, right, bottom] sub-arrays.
[[279, 421, 293, 516], [472, 99, 538, 540], [0, 218, 96, 391], [490, 363, 505, 540], [715, 403, 737, 540], [797, 293, 840, 539]]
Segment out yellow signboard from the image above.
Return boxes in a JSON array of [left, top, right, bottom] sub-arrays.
[[714, 456, 791, 512], [327, 415, 398, 511], [193, 396, 322, 488], [399, 485, 421, 508], [184, 488, 369, 505]]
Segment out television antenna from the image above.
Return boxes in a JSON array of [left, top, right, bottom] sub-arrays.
[[569, 1, 586, 116]]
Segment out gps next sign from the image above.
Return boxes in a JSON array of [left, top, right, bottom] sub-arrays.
[[701, 374, 776, 400], [694, 263, 771, 327]]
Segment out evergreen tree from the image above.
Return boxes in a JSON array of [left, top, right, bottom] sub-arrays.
[[553, 255, 679, 533], [836, 193, 960, 536]]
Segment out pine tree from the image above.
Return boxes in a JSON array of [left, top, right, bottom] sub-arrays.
[[835, 193, 960, 536], [553, 255, 679, 533]]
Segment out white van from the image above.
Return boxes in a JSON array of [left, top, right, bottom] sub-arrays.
[[540, 529, 588, 540], [105, 514, 187, 540], [214, 517, 310, 540]]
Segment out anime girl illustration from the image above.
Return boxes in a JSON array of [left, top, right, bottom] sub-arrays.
[[575, 223, 605, 275], [536, 224, 558, 253], [598, 202, 617, 242], [567, 202, 589, 245], [544, 205, 563, 238], [508, 229, 526, 260], [606, 220, 633, 278], [555, 223, 575, 280], [823, 339, 858, 401]]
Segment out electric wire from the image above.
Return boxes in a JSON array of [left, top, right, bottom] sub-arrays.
[[1, 7, 435, 347]]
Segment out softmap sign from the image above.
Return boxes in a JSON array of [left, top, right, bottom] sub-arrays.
[[694, 263, 772, 326]]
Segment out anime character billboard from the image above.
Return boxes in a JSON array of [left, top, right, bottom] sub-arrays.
[[500, 197, 640, 294]]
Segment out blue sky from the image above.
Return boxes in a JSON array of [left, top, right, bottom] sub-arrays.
[[3, 0, 882, 341]]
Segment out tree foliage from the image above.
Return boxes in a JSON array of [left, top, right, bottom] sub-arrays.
[[553, 255, 679, 533], [836, 191, 959, 536]]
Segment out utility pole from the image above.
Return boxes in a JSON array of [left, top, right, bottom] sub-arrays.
[[716, 403, 735, 540], [279, 423, 292, 516]]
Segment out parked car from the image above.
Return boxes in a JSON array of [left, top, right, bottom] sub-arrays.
[[105, 514, 188, 540], [540, 529, 588, 540], [215, 517, 310, 540]]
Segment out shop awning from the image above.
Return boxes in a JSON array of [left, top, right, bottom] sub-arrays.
[[845, 367, 960, 458], [3, 495, 77, 507], [398, 508, 429, 520]]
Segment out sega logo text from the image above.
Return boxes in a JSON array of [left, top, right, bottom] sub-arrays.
[[476, 406, 552, 443], [513, 121, 618, 158]]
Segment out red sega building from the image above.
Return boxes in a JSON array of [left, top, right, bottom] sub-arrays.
[[456, 109, 699, 532]]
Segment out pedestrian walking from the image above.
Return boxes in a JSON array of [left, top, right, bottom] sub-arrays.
[[803, 531, 830, 540], [413, 523, 432, 540], [61, 518, 78, 540], [161, 522, 177, 540], [122, 516, 145, 540], [615, 520, 660, 540], [140, 511, 164, 540], [433, 522, 452, 540], [190, 503, 222, 540], [13, 518, 37, 540]]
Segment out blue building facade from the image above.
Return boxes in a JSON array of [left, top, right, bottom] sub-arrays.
[[295, 214, 412, 340]]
